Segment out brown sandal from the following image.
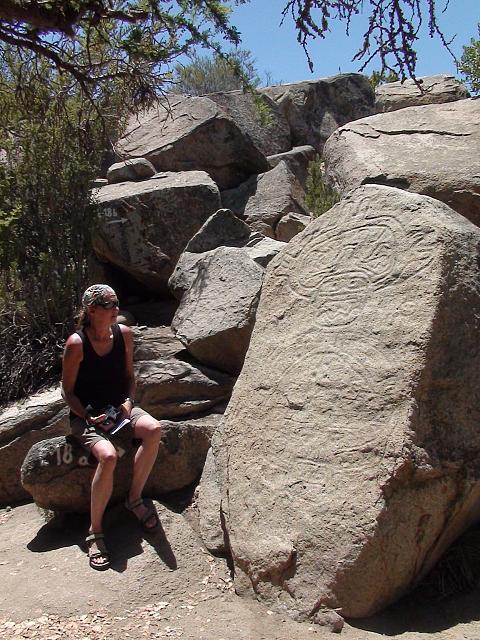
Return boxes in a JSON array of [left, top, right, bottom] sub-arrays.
[[125, 497, 159, 532], [86, 532, 110, 571]]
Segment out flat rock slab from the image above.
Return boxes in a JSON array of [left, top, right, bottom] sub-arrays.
[[261, 73, 374, 152], [93, 171, 220, 293], [133, 326, 234, 418], [375, 74, 469, 113], [324, 98, 480, 226], [219, 185, 480, 620], [115, 95, 270, 190]]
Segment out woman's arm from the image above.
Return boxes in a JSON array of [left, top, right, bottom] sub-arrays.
[[62, 334, 89, 419], [119, 324, 136, 417]]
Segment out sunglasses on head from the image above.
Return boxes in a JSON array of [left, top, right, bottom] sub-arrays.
[[95, 300, 119, 309]]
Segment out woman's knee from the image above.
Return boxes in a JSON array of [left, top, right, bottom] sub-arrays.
[[93, 443, 118, 467], [140, 419, 162, 444]]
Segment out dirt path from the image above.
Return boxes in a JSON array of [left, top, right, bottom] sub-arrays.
[[1, 502, 480, 639]]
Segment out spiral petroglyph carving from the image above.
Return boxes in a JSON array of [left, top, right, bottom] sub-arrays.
[[276, 209, 436, 327]]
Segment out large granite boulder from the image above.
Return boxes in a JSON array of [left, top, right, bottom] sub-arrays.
[[0, 388, 68, 506], [261, 73, 374, 152], [206, 90, 291, 157], [172, 247, 265, 375], [375, 74, 470, 113], [169, 209, 285, 300], [92, 171, 221, 293], [221, 161, 309, 239], [324, 98, 480, 226], [115, 94, 270, 190], [219, 185, 480, 620], [21, 412, 222, 512]]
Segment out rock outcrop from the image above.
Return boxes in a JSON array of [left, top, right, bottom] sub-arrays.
[[169, 210, 285, 374], [324, 98, 480, 226], [21, 412, 222, 512], [134, 327, 234, 417], [206, 90, 291, 157], [221, 161, 309, 239], [375, 74, 470, 113], [93, 171, 221, 293], [219, 185, 480, 620], [169, 209, 284, 300], [115, 95, 271, 190], [261, 73, 374, 152]]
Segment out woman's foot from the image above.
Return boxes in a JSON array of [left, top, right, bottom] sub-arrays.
[[125, 497, 159, 531], [86, 532, 110, 570]]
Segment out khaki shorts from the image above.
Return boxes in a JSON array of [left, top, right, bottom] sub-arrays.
[[70, 406, 150, 450]]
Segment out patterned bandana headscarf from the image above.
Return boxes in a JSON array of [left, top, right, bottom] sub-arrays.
[[82, 284, 117, 307]]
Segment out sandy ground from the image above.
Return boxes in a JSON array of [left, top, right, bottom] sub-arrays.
[[1, 501, 480, 640]]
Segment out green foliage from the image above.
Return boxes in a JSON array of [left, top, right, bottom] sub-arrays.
[[0, 51, 126, 405], [0, 0, 244, 112], [368, 70, 400, 91], [459, 26, 480, 95], [304, 155, 339, 218], [171, 49, 261, 95]]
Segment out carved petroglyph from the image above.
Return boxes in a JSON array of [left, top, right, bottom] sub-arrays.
[[276, 210, 436, 327]]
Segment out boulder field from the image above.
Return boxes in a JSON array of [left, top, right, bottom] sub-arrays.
[[7, 72, 480, 628]]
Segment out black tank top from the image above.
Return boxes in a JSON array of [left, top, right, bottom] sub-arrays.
[[73, 323, 128, 413]]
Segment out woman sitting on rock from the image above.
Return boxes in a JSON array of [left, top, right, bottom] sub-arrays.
[[62, 284, 162, 571]]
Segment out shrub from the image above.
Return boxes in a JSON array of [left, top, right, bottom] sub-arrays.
[[0, 53, 124, 405], [304, 156, 339, 218]]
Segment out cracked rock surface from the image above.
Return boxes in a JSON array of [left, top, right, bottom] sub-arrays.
[[324, 98, 480, 226]]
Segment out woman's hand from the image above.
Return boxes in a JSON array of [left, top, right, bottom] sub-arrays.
[[87, 413, 108, 426]]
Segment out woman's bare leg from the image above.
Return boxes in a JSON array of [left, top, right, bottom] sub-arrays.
[[128, 416, 162, 528], [88, 440, 118, 565]]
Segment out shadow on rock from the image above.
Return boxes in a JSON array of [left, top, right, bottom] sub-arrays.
[[350, 526, 480, 635]]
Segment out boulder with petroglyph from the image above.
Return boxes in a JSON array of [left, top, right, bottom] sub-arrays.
[[219, 184, 480, 620]]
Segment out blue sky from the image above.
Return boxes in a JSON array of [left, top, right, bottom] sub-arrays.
[[227, 0, 479, 85]]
